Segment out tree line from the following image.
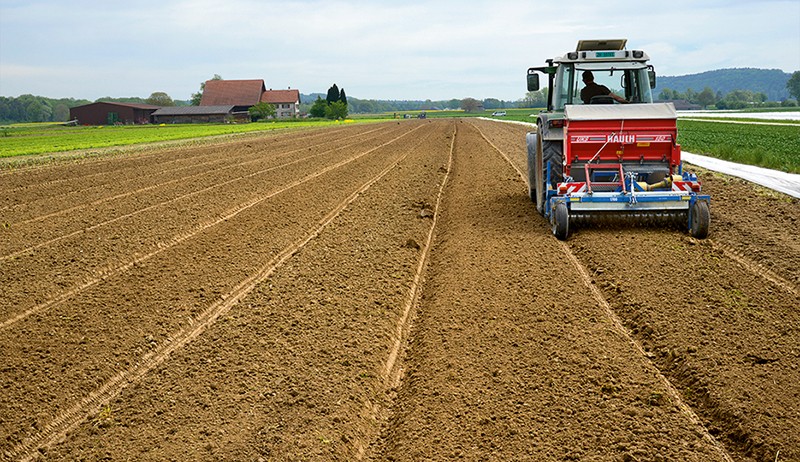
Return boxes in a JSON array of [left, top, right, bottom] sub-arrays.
[[658, 87, 797, 110], [3, 71, 797, 124], [0, 93, 184, 124]]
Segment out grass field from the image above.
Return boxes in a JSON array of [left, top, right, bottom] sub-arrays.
[[0, 119, 367, 158], [677, 119, 800, 173]]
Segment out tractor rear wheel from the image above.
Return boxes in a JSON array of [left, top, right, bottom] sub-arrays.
[[552, 202, 569, 240], [525, 131, 539, 204], [540, 140, 563, 215], [690, 200, 710, 239]]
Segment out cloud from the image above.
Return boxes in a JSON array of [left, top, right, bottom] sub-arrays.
[[0, 0, 798, 101]]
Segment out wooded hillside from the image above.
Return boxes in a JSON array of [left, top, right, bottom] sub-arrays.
[[654, 68, 792, 101]]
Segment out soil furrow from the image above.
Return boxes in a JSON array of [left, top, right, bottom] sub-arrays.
[[0, 124, 371, 195], [0, 119, 796, 461], [0, 125, 391, 223], [0, 122, 433, 453], [373, 119, 728, 461], [0, 125, 415, 320], [7, 121, 442, 462]]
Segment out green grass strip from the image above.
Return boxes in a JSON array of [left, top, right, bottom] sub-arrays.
[[0, 120, 365, 158]]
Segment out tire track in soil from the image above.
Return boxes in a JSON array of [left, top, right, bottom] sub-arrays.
[[709, 239, 798, 297], [475, 120, 732, 458], [0, 124, 421, 331], [0, 124, 404, 261], [16, 120, 450, 461], [477, 119, 799, 461], [569, 229, 800, 461], [372, 119, 730, 461]]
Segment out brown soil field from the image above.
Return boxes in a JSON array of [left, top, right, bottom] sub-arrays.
[[1, 118, 797, 461]]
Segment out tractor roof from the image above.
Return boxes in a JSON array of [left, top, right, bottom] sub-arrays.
[[576, 39, 627, 51]]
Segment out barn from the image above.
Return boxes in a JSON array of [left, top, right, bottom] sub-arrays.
[[200, 79, 301, 119], [69, 102, 160, 125], [199, 79, 266, 112], [151, 105, 248, 124]]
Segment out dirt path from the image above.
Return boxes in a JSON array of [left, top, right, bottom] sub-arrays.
[[1, 118, 797, 461]]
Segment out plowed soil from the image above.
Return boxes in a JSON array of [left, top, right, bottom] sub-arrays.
[[1, 119, 797, 462]]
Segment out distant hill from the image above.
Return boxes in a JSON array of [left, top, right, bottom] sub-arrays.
[[654, 68, 792, 101]]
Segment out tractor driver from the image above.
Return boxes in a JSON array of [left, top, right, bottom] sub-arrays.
[[580, 70, 628, 104]]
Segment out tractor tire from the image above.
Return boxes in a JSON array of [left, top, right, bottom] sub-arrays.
[[542, 140, 563, 189], [537, 139, 563, 216], [525, 131, 539, 204], [690, 200, 710, 239], [552, 202, 569, 240]]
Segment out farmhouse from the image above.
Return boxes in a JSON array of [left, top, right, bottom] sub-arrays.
[[151, 105, 249, 124], [200, 79, 301, 119], [261, 89, 301, 118], [69, 102, 160, 125]]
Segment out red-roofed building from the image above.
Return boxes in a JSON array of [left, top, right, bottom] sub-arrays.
[[199, 80, 301, 119], [199, 79, 267, 112], [261, 89, 301, 118]]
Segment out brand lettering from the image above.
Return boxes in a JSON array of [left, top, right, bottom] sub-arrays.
[[606, 133, 636, 144]]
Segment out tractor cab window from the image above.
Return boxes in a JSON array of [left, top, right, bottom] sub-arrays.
[[571, 66, 653, 105]]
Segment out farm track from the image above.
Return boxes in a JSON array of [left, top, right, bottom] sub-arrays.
[[0, 119, 797, 461]]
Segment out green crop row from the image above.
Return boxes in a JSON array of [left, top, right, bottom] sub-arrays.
[[676, 120, 800, 174], [0, 120, 363, 158]]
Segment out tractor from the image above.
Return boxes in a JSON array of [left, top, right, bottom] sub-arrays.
[[526, 39, 710, 240]]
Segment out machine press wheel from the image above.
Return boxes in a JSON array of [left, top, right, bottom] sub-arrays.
[[552, 202, 569, 240], [690, 200, 710, 239]]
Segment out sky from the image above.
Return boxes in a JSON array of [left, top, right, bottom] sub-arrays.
[[1, 0, 798, 102]]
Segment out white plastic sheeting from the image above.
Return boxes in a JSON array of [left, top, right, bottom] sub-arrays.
[[682, 152, 800, 198]]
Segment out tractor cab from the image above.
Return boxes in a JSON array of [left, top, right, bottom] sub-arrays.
[[527, 39, 657, 112]]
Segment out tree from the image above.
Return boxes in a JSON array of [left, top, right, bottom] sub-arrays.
[[248, 102, 276, 121], [53, 103, 70, 121], [684, 88, 696, 103], [26, 99, 51, 122], [191, 74, 222, 106], [309, 96, 327, 118], [519, 89, 547, 108], [788, 71, 800, 100], [460, 97, 480, 112], [325, 100, 348, 119], [483, 98, 502, 110], [326, 84, 340, 105], [658, 88, 677, 100], [697, 87, 716, 109], [146, 92, 175, 106], [339, 88, 347, 106]]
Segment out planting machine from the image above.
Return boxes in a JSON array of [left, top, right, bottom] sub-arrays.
[[526, 39, 710, 240]]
